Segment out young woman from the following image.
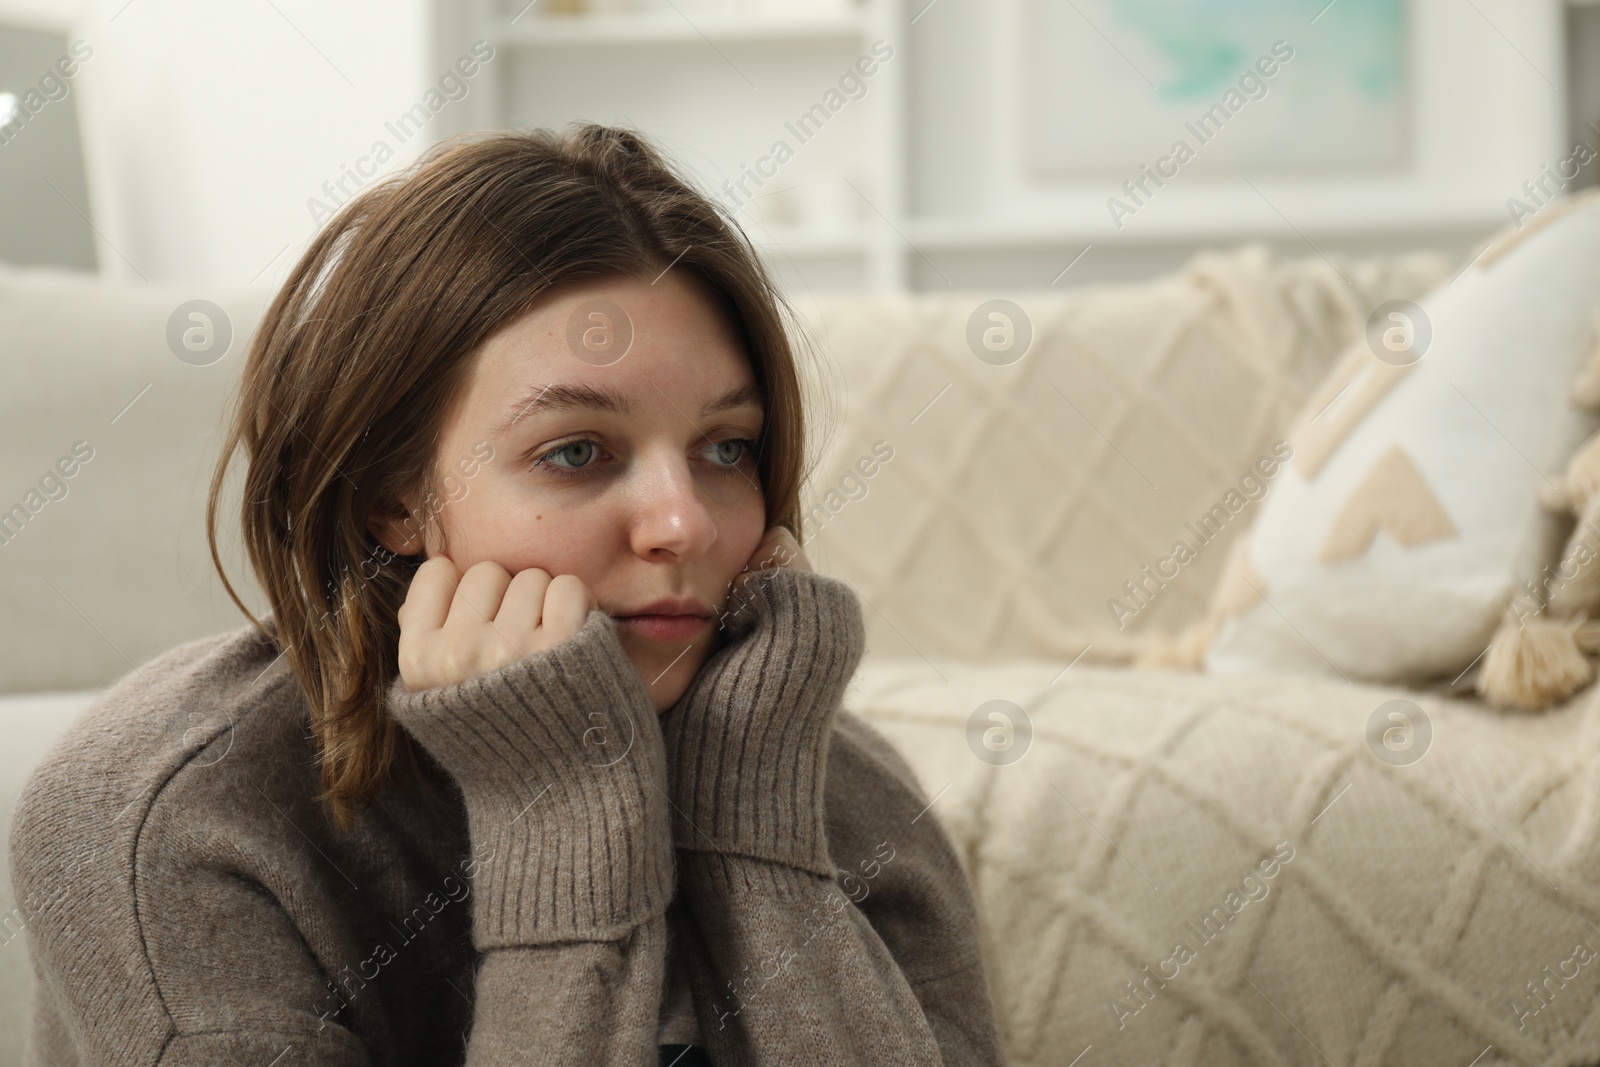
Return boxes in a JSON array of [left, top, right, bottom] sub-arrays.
[[9, 124, 1007, 1066]]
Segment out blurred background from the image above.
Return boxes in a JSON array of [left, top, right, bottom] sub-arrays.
[[0, 0, 1595, 292], [10, 6, 1600, 1062]]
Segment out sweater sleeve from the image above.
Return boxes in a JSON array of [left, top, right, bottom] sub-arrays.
[[8, 608, 674, 1067], [661, 567, 1006, 1064], [382, 606, 676, 1063]]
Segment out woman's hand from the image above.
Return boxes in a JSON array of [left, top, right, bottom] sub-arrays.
[[717, 526, 810, 634], [727, 525, 810, 604], [396, 556, 598, 691]]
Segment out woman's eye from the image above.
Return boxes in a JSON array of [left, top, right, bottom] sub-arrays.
[[537, 439, 599, 474], [708, 439, 755, 468], [530, 436, 758, 481]]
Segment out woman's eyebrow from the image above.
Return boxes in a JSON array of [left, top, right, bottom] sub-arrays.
[[697, 382, 766, 418], [493, 383, 626, 437], [492, 381, 765, 437]]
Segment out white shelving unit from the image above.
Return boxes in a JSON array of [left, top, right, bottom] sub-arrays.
[[437, 0, 909, 290], [435, 0, 1595, 291]]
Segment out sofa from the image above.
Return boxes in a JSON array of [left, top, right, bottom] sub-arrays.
[[8, 242, 1597, 1067]]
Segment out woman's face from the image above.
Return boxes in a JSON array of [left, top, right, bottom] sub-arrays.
[[368, 271, 769, 712]]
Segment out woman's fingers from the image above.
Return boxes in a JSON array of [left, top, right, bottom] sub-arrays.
[[399, 555, 461, 633], [398, 557, 459, 690], [732, 526, 811, 598], [494, 566, 552, 644], [755, 526, 809, 572], [537, 573, 597, 650], [443, 560, 513, 633], [397, 556, 600, 690]]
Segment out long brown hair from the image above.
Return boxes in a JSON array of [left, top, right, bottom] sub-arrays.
[[206, 123, 818, 829]]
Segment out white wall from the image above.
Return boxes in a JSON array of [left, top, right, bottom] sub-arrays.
[[0, 0, 433, 287]]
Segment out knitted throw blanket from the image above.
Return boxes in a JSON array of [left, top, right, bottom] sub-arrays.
[[849, 658, 1600, 1067]]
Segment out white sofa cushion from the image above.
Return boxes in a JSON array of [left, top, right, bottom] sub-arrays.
[[0, 263, 272, 694]]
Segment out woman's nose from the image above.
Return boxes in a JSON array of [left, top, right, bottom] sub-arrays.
[[627, 452, 720, 558]]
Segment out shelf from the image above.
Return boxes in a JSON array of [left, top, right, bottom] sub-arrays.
[[498, 8, 870, 45], [904, 199, 1515, 249], [727, 200, 1511, 258]]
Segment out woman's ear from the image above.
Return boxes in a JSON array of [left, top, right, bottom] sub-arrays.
[[366, 498, 426, 558]]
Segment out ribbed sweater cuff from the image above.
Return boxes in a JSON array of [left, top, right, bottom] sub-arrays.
[[385, 608, 673, 948], [661, 567, 866, 878]]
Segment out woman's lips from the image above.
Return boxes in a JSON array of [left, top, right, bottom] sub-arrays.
[[616, 613, 711, 643]]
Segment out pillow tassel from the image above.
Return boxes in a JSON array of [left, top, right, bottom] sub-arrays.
[[1547, 494, 1600, 617], [1575, 616, 1600, 655], [1476, 607, 1594, 713], [1542, 432, 1600, 518], [1482, 338, 1600, 712]]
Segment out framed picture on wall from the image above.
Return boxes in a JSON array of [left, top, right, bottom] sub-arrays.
[[1023, 0, 1411, 178]]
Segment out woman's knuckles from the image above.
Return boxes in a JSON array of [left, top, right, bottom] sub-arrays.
[[396, 565, 600, 690]]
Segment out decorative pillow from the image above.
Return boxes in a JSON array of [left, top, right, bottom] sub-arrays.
[[792, 244, 1454, 668], [1188, 187, 1600, 689]]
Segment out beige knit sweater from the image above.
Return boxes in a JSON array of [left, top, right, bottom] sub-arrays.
[[8, 567, 1006, 1065]]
